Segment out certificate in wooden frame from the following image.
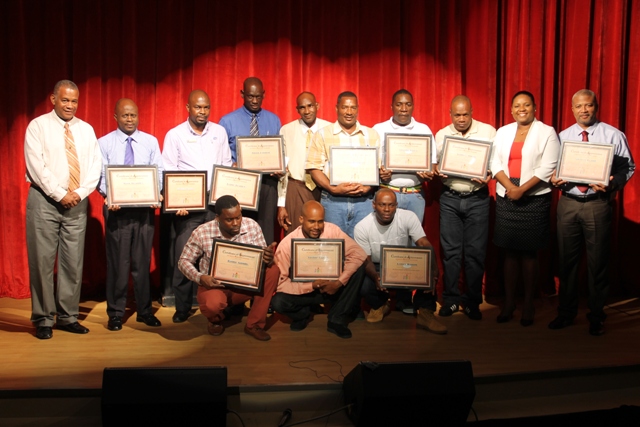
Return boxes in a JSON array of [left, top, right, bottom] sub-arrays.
[[105, 165, 160, 207], [329, 146, 379, 185], [557, 140, 614, 186], [290, 239, 344, 282], [209, 166, 261, 211], [438, 136, 492, 180], [209, 239, 265, 293], [380, 245, 433, 290], [383, 133, 432, 172], [236, 135, 286, 174], [162, 170, 207, 213]]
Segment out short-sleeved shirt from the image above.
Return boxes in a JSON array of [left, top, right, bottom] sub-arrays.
[[354, 209, 426, 264]]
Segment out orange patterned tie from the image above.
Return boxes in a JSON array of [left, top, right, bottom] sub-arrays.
[[64, 123, 80, 192], [304, 129, 316, 191]]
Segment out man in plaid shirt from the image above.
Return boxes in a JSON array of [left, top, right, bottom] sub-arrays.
[[178, 195, 277, 341]]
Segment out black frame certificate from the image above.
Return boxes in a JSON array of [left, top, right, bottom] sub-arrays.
[[105, 165, 160, 207], [438, 136, 492, 180], [329, 146, 379, 185], [380, 245, 433, 290], [557, 140, 614, 186], [236, 136, 286, 174], [209, 166, 262, 211], [290, 239, 344, 282], [209, 239, 265, 293], [383, 133, 433, 172], [162, 171, 207, 213]]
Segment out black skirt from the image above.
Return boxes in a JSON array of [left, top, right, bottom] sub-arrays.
[[493, 178, 552, 251]]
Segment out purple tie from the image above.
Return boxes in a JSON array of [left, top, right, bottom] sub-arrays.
[[124, 137, 134, 165]]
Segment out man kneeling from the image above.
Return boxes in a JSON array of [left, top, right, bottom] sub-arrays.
[[268, 201, 366, 339], [354, 188, 447, 334], [178, 195, 276, 341]]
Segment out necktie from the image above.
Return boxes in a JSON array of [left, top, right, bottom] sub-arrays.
[[124, 137, 134, 165], [250, 114, 259, 136], [64, 123, 80, 192], [304, 129, 316, 191], [576, 131, 589, 193]]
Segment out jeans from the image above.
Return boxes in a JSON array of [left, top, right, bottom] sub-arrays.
[[395, 191, 425, 224], [321, 191, 373, 238], [439, 188, 490, 308]]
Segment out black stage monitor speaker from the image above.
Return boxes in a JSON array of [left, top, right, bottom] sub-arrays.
[[343, 360, 475, 427], [102, 366, 227, 427]]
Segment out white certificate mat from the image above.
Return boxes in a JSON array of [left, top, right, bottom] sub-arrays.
[[329, 146, 379, 185], [557, 140, 614, 186], [106, 165, 160, 207]]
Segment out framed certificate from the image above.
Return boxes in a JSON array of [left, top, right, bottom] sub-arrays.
[[438, 136, 492, 180], [329, 146, 379, 185], [380, 245, 433, 290], [557, 140, 614, 186], [384, 133, 432, 172], [162, 171, 207, 213], [236, 136, 285, 174], [209, 166, 261, 211], [105, 165, 160, 207], [209, 239, 265, 293], [290, 239, 344, 282]]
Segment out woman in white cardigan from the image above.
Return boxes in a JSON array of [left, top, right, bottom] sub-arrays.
[[490, 91, 560, 326]]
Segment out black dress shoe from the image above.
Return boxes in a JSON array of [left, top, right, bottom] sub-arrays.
[[290, 317, 310, 332], [137, 314, 162, 327], [35, 326, 53, 340], [589, 320, 605, 336], [327, 321, 352, 339], [57, 322, 90, 334], [172, 311, 191, 323], [548, 316, 573, 330], [107, 316, 123, 331], [520, 318, 534, 327]]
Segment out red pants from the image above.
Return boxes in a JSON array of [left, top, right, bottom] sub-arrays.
[[196, 264, 279, 328]]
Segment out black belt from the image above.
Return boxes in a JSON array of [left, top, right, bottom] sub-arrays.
[[561, 191, 608, 202], [444, 186, 488, 199]]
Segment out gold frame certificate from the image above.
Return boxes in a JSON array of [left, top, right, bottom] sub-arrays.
[[439, 136, 492, 180], [290, 239, 344, 282], [162, 171, 207, 213], [557, 140, 614, 186], [384, 133, 432, 172], [105, 165, 160, 207], [209, 239, 264, 293], [380, 245, 433, 290], [209, 166, 261, 211], [329, 146, 380, 185], [236, 136, 286, 174]]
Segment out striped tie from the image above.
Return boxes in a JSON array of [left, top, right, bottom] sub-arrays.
[[250, 113, 259, 136], [64, 123, 80, 192]]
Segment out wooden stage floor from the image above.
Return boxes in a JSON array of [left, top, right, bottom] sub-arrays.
[[1, 295, 639, 392]]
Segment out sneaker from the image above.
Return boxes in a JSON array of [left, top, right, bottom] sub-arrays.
[[366, 303, 391, 323], [327, 321, 352, 339], [463, 306, 482, 320], [439, 303, 459, 317], [417, 309, 448, 335], [402, 307, 416, 315], [207, 322, 225, 336]]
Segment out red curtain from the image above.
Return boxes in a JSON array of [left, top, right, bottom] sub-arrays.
[[1, 0, 638, 298]]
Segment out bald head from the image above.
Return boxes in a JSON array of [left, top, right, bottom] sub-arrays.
[[186, 90, 211, 131], [449, 95, 473, 134], [373, 188, 398, 225], [300, 201, 325, 239], [242, 77, 265, 113], [114, 98, 139, 135], [296, 92, 319, 126]]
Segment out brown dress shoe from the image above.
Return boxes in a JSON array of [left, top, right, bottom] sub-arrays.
[[244, 325, 271, 341], [207, 322, 225, 336]]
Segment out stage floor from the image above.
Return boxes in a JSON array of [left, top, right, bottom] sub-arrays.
[[0, 295, 639, 391]]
